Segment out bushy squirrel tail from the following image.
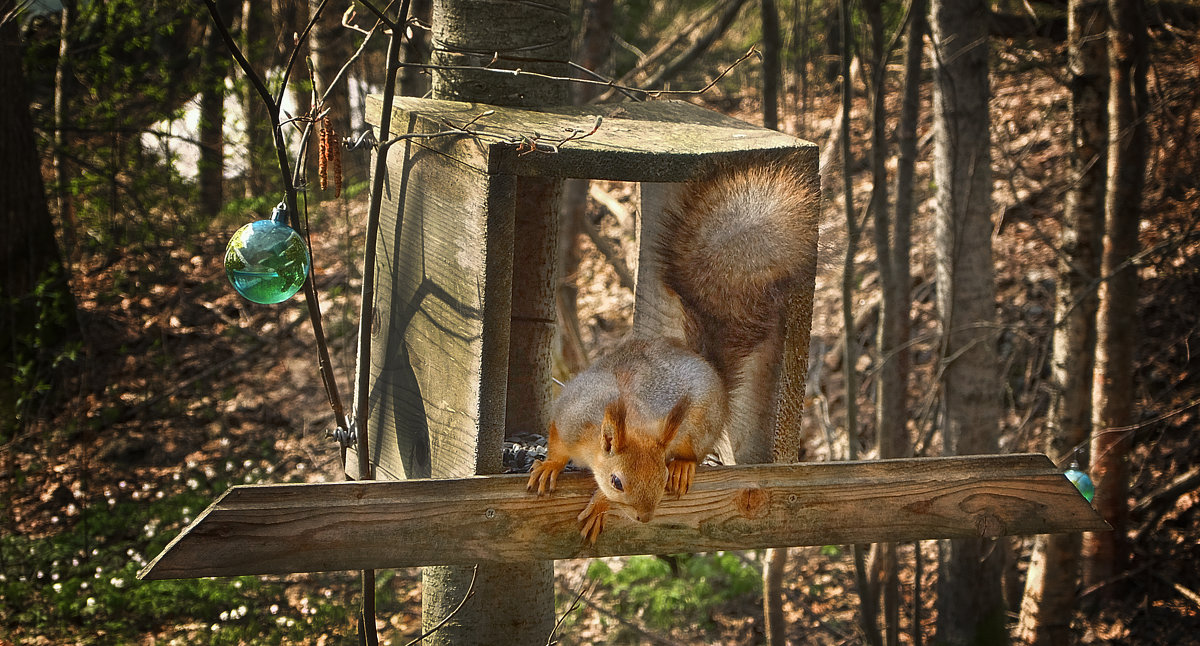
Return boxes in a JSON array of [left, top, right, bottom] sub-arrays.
[[657, 158, 819, 386]]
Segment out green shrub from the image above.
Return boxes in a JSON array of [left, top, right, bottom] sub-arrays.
[[586, 551, 762, 631]]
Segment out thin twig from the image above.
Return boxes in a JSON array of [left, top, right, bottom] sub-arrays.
[[547, 582, 589, 646], [288, 16, 385, 194], [357, 0, 398, 29], [393, 46, 759, 100]]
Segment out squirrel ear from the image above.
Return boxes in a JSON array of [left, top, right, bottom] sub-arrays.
[[660, 395, 691, 447], [601, 399, 627, 453]]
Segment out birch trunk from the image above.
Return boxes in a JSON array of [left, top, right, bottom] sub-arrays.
[[1083, 0, 1148, 592], [1016, 1, 1107, 642]]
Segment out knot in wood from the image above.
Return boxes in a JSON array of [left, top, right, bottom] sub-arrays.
[[973, 511, 1006, 537], [737, 487, 769, 519]]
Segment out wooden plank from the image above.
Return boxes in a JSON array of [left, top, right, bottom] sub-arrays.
[[347, 129, 515, 480], [139, 454, 1109, 580], [365, 96, 818, 182]]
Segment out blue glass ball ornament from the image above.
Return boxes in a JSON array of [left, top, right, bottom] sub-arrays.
[[224, 202, 311, 304], [1064, 461, 1095, 503]]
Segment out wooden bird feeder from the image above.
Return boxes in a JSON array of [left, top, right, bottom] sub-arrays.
[[140, 97, 1105, 582]]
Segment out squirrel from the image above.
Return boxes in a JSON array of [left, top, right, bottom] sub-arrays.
[[527, 159, 818, 544]]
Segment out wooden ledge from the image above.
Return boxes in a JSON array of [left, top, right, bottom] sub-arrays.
[[138, 454, 1107, 580], [366, 95, 818, 182]]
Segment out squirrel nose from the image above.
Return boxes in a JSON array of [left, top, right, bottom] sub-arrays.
[[636, 509, 655, 523]]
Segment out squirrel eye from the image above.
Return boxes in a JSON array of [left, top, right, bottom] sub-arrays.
[[610, 474, 624, 492]]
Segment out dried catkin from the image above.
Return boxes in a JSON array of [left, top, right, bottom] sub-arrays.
[[318, 117, 342, 197], [318, 117, 330, 192]]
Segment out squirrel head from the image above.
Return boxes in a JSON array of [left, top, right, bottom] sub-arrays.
[[594, 396, 690, 523]]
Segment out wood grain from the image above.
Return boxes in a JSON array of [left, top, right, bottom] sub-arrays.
[[140, 454, 1108, 580], [345, 126, 515, 481], [365, 96, 818, 182]]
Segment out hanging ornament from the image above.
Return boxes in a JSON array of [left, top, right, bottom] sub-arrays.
[[1064, 460, 1095, 503], [224, 202, 311, 304]]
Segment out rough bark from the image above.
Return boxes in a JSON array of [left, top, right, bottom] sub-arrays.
[[421, 0, 570, 641], [198, 19, 226, 220], [877, 3, 927, 640], [239, 0, 273, 198], [838, 2, 880, 644], [311, 0, 362, 180], [930, 0, 1007, 643], [1083, 0, 1148, 591], [0, 7, 79, 435], [1016, 1, 1107, 642], [760, 0, 781, 130]]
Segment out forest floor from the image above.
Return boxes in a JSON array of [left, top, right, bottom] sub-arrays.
[[3, 32, 1200, 646]]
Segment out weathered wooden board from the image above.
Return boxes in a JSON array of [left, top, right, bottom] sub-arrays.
[[365, 95, 818, 182], [348, 130, 515, 481], [139, 454, 1108, 580]]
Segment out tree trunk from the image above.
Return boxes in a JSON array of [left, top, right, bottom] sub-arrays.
[[763, 546, 788, 646], [198, 19, 226, 220], [421, 0, 570, 642], [792, 0, 813, 135], [875, 0, 928, 639], [311, 0, 363, 182], [1016, 1, 1107, 642], [760, 0, 781, 130], [838, 2, 881, 644], [863, 1, 910, 643], [1083, 0, 1148, 591], [401, 0, 433, 98], [930, 0, 1007, 643], [53, 0, 77, 263], [239, 0, 273, 198], [0, 7, 79, 436]]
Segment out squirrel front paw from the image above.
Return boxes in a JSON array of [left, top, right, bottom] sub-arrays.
[[527, 458, 566, 495], [666, 458, 697, 496], [578, 491, 611, 544]]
